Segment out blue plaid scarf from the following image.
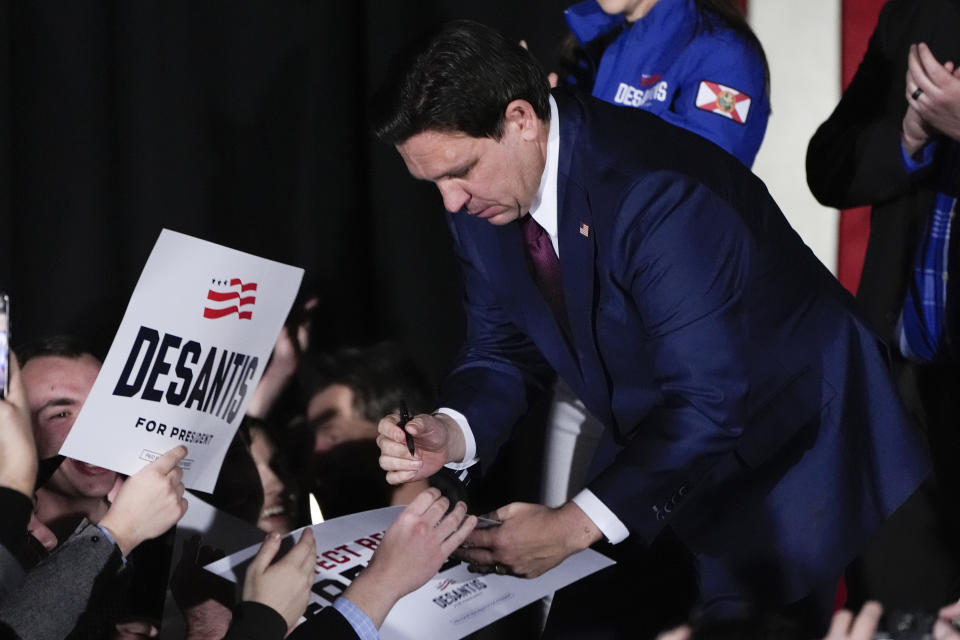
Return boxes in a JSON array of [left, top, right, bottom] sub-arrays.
[[897, 142, 960, 362]]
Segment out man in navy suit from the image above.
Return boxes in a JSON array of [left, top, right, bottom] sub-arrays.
[[371, 20, 929, 637]]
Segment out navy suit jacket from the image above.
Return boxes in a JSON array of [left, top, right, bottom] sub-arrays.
[[438, 89, 929, 606]]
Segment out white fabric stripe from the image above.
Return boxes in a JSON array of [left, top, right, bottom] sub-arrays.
[[749, 0, 841, 275]]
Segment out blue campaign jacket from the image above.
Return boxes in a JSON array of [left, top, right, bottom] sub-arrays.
[[438, 89, 927, 606], [564, 0, 769, 167]]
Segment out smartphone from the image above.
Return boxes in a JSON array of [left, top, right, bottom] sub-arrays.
[[0, 293, 9, 399]]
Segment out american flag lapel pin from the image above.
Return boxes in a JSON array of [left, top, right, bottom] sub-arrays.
[[579, 222, 590, 237]]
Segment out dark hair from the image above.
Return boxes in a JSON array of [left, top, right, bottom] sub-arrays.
[[370, 19, 552, 144], [301, 342, 434, 422], [693, 0, 769, 91], [16, 334, 100, 367], [312, 439, 393, 519]]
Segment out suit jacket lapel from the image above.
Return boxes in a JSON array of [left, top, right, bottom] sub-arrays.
[[467, 216, 581, 385], [554, 90, 613, 423]]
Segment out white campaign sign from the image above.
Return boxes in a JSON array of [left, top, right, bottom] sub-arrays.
[[59, 229, 303, 492], [204, 507, 616, 640]]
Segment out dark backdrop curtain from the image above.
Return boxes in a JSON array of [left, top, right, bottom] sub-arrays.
[[0, 0, 570, 385], [0, 7, 573, 634]]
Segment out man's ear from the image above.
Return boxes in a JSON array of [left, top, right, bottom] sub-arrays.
[[503, 99, 543, 141]]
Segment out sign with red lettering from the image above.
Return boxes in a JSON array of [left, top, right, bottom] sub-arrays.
[[59, 229, 303, 491], [205, 507, 615, 640]]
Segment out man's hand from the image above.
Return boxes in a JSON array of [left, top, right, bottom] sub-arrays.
[[171, 535, 236, 640], [98, 446, 189, 556], [907, 43, 960, 142], [376, 412, 464, 484], [246, 296, 317, 419], [823, 602, 883, 640], [656, 626, 692, 640], [27, 512, 58, 551], [241, 528, 316, 633], [902, 100, 935, 157], [343, 487, 476, 628], [456, 501, 603, 578], [0, 353, 37, 498], [114, 619, 159, 639], [183, 600, 233, 640], [935, 601, 960, 640]]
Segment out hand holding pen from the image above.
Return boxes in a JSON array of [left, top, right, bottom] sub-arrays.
[[398, 400, 415, 456], [376, 408, 468, 486]]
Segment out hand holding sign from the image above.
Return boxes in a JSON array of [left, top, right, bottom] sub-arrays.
[[59, 230, 304, 492], [246, 296, 318, 420], [205, 497, 614, 640], [456, 501, 602, 578], [342, 487, 477, 628], [242, 528, 317, 632], [0, 353, 36, 498], [99, 445, 189, 556]]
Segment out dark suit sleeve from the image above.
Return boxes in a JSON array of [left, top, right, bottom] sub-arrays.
[[438, 218, 556, 466], [586, 174, 801, 543], [284, 605, 361, 640], [806, 1, 929, 208], [0, 522, 121, 638], [221, 601, 288, 640], [0, 488, 32, 602], [0, 488, 31, 559], [227, 602, 363, 640]]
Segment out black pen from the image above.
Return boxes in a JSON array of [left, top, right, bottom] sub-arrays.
[[398, 400, 415, 456]]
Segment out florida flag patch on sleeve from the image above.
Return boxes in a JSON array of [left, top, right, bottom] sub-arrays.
[[695, 81, 751, 123]]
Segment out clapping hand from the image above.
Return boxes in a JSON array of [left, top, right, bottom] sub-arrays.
[[907, 43, 960, 143]]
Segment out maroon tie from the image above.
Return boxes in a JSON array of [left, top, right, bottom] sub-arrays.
[[520, 214, 570, 336]]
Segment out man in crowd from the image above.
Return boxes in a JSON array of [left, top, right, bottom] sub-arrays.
[[20, 337, 118, 544], [302, 343, 432, 516], [2, 334, 477, 640], [372, 19, 930, 638], [0, 343, 189, 638]]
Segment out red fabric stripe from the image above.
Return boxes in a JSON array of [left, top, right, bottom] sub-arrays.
[[833, 0, 887, 607], [229, 278, 258, 292], [837, 0, 886, 294], [238, 296, 256, 306], [834, 577, 848, 611], [238, 311, 253, 320], [203, 306, 239, 319], [207, 290, 240, 302]]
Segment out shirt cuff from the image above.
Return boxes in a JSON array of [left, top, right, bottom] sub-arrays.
[[333, 597, 380, 640], [572, 489, 630, 544], [901, 138, 937, 172], [95, 524, 127, 564], [435, 407, 479, 470]]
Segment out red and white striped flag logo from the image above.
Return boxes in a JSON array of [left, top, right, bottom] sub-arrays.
[[695, 81, 751, 123], [203, 278, 257, 320]]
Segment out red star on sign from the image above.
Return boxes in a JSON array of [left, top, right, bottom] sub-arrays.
[[695, 81, 751, 124]]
